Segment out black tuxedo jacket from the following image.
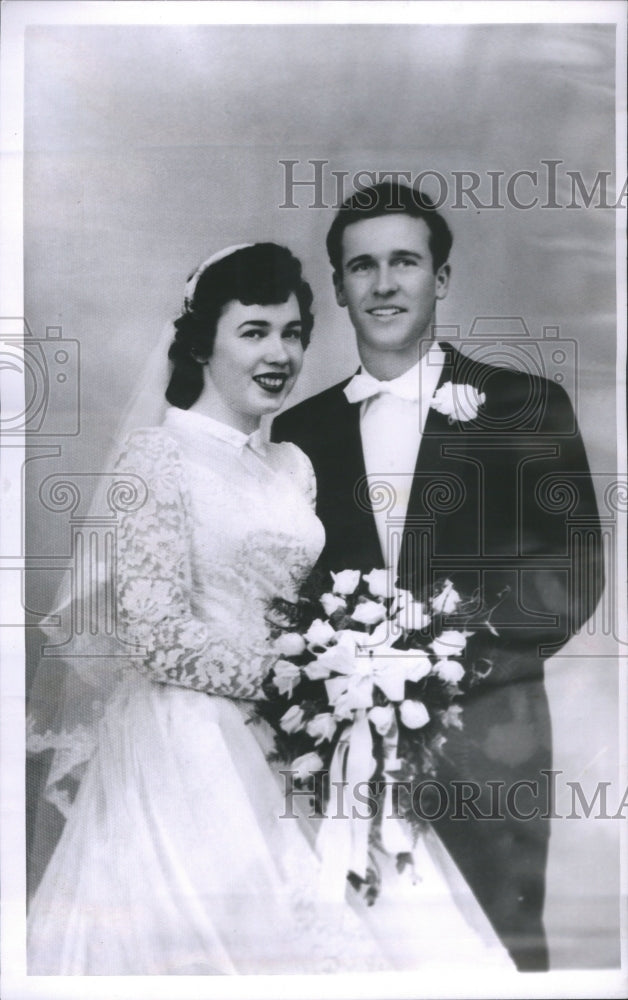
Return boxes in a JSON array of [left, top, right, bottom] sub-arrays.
[[273, 343, 603, 970]]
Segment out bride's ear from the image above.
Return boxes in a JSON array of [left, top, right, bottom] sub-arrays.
[[190, 351, 209, 366]]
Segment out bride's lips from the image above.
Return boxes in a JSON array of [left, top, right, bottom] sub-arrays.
[[252, 372, 289, 394]]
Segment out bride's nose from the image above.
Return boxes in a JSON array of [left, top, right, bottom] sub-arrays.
[[263, 332, 290, 366]]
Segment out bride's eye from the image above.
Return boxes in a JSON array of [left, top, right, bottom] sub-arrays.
[[240, 327, 265, 339], [282, 327, 303, 341]]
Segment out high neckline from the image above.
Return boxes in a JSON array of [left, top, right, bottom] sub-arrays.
[[163, 407, 266, 454]]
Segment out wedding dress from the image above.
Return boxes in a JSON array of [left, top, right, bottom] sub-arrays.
[[27, 406, 514, 975]]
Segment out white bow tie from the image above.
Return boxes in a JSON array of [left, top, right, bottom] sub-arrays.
[[344, 370, 420, 405]]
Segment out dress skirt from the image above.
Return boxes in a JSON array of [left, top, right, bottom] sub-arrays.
[[28, 671, 514, 975]]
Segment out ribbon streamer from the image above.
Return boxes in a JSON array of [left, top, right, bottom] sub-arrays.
[[316, 709, 375, 902], [316, 711, 415, 901]]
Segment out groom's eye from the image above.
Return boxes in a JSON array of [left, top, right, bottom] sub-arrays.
[[349, 260, 373, 274]]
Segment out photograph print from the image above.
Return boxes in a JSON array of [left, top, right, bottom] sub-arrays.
[[0, 2, 625, 996]]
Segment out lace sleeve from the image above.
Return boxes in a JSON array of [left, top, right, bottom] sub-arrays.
[[280, 442, 317, 509], [115, 429, 272, 696]]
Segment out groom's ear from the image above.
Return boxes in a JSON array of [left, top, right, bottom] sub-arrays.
[[333, 270, 348, 308], [435, 262, 451, 301]]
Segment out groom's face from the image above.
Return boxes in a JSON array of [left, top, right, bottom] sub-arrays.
[[333, 214, 450, 360]]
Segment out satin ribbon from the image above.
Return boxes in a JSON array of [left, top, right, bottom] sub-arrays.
[[316, 709, 415, 902], [324, 647, 408, 711], [316, 709, 375, 902], [379, 733, 417, 863]]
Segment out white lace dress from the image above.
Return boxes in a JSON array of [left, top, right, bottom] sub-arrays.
[[27, 407, 514, 976]]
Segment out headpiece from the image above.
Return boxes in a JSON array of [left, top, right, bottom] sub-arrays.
[[183, 243, 254, 310]]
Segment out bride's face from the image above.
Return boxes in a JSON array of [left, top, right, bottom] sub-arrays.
[[205, 294, 305, 431]]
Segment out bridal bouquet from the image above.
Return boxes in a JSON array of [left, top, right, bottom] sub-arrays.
[[257, 572, 501, 857]]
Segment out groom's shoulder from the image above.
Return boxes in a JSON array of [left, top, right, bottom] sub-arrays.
[[447, 341, 568, 396], [446, 343, 577, 432], [272, 378, 351, 443]]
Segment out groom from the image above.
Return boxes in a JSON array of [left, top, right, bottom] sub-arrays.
[[272, 180, 603, 971]]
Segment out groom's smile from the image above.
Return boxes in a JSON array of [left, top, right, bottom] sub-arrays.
[[367, 306, 407, 318]]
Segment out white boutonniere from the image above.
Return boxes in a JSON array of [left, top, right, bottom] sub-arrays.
[[431, 381, 486, 423]]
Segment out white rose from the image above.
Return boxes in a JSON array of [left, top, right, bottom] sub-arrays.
[[279, 705, 306, 733], [361, 621, 398, 653], [292, 751, 324, 781], [404, 653, 433, 683], [431, 382, 486, 422], [274, 632, 307, 658], [394, 595, 431, 632], [431, 382, 457, 416], [306, 640, 356, 677], [320, 592, 347, 616], [399, 699, 430, 729], [303, 618, 336, 648], [431, 580, 462, 615], [363, 569, 396, 599], [430, 630, 469, 658], [306, 713, 337, 744], [272, 660, 302, 697], [351, 600, 387, 627], [331, 569, 361, 595], [303, 657, 333, 681], [336, 628, 373, 650], [442, 704, 464, 730], [434, 659, 465, 684], [368, 704, 395, 735]]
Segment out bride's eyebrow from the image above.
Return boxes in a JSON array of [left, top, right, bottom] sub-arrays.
[[237, 319, 271, 329]]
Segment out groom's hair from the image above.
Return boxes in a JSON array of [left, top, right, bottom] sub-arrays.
[[326, 181, 453, 276]]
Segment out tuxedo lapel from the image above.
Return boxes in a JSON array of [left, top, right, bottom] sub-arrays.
[[399, 344, 474, 593], [334, 386, 375, 529], [414, 342, 459, 470], [316, 383, 384, 572]]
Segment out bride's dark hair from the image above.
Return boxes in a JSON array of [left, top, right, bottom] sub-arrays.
[[166, 243, 314, 410]]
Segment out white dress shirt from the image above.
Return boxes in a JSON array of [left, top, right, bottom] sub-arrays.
[[344, 342, 445, 567]]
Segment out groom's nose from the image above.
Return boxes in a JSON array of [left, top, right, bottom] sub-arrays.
[[373, 263, 399, 296]]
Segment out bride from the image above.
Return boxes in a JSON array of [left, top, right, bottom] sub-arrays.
[[27, 243, 515, 975]]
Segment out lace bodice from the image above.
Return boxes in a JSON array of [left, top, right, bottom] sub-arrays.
[[115, 408, 324, 699]]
